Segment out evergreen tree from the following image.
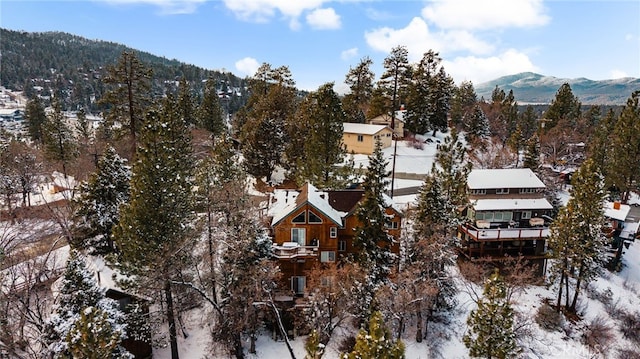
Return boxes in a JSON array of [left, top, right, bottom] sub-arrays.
[[506, 124, 524, 167], [366, 86, 392, 119], [548, 158, 607, 313], [113, 95, 194, 359], [290, 82, 349, 189], [608, 91, 640, 202], [74, 146, 131, 254], [378, 46, 410, 130], [45, 250, 130, 358], [518, 105, 538, 141], [197, 76, 226, 136], [304, 330, 323, 359], [544, 83, 582, 131], [240, 63, 296, 182], [341, 311, 405, 359], [42, 98, 78, 178], [343, 56, 375, 123], [100, 51, 153, 154], [354, 139, 393, 285], [176, 77, 196, 127], [522, 134, 540, 170], [463, 270, 519, 359], [464, 104, 491, 145], [24, 96, 47, 144], [450, 80, 477, 129], [588, 108, 616, 181]]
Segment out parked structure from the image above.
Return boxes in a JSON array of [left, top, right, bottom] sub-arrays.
[[342, 123, 393, 154], [267, 183, 402, 296], [457, 168, 553, 274]]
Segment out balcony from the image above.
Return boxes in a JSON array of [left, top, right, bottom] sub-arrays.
[[460, 221, 549, 241], [272, 242, 318, 259]]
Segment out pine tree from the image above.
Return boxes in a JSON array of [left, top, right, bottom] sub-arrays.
[[113, 95, 194, 359], [343, 56, 375, 123], [354, 139, 393, 284], [464, 104, 491, 145], [197, 76, 226, 136], [464, 270, 519, 359], [506, 124, 524, 167], [176, 77, 196, 127], [45, 250, 130, 358], [74, 146, 131, 254], [378, 46, 410, 130], [290, 82, 349, 189], [305, 330, 324, 359], [544, 83, 582, 132], [24, 96, 47, 144], [608, 91, 640, 202], [548, 158, 607, 313], [240, 63, 296, 182], [100, 51, 153, 155], [450, 80, 477, 129], [341, 311, 405, 359], [42, 98, 79, 178], [522, 134, 540, 170]]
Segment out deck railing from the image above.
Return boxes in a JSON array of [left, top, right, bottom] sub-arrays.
[[272, 243, 318, 259], [460, 223, 549, 241]]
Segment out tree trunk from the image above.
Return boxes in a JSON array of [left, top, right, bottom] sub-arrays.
[[569, 262, 585, 313], [233, 334, 245, 359], [556, 271, 565, 312], [165, 280, 180, 359]]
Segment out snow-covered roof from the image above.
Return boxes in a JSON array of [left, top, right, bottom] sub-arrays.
[[382, 193, 404, 215], [473, 198, 553, 211], [467, 168, 546, 189], [604, 201, 631, 221], [343, 122, 390, 135], [270, 183, 345, 226], [621, 222, 640, 240]]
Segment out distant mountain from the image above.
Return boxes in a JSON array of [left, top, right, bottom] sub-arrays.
[[0, 28, 248, 112], [475, 72, 640, 105]]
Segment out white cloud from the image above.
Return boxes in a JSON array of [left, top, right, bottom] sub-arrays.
[[306, 7, 341, 30], [341, 47, 358, 61], [223, 0, 325, 26], [610, 69, 629, 79], [443, 49, 539, 85], [235, 57, 260, 76], [100, 0, 206, 14], [421, 0, 550, 30], [364, 17, 493, 60]]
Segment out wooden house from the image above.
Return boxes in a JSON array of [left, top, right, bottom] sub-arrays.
[[268, 183, 402, 296], [342, 123, 393, 154], [367, 109, 406, 138], [457, 168, 553, 274]]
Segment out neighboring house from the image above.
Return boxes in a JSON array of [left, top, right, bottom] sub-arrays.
[[0, 108, 23, 123], [268, 183, 402, 297], [457, 168, 553, 274], [367, 109, 406, 138], [604, 201, 640, 267], [342, 122, 393, 155]]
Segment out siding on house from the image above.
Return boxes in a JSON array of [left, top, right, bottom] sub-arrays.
[[342, 123, 393, 154]]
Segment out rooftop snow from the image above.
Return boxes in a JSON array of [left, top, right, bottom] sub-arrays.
[[473, 198, 553, 211], [467, 168, 545, 189], [270, 183, 345, 226], [604, 201, 631, 221], [343, 122, 390, 135]]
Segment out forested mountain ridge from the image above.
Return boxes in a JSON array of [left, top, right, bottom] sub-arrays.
[[476, 72, 640, 105], [0, 28, 248, 112]]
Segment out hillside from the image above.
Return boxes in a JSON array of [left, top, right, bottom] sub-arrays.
[[0, 28, 248, 112], [475, 72, 640, 105]]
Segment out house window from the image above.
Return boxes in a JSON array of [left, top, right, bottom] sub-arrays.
[[291, 228, 306, 246], [292, 212, 306, 223], [320, 251, 336, 262], [338, 240, 346, 251], [357, 135, 364, 142], [496, 188, 510, 194], [386, 133, 391, 137], [385, 221, 399, 229], [521, 211, 532, 219], [330, 227, 337, 238], [494, 212, 503, 221], [520, 188, 536, 194], [471, 189, 486, 195], [308, 211, 322, 223], [291, 276, 306, 295]]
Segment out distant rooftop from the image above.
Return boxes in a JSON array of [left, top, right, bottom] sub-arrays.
[[468, 168, 546, 190], [343, 122, 389, 135]]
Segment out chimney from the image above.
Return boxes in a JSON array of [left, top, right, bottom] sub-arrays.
[[613, 201, 621, 210]]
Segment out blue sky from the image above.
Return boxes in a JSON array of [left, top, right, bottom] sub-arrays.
[[2, 0, 639, 92]]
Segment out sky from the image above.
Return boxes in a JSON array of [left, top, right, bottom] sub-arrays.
[[2, 0, 639, 92]]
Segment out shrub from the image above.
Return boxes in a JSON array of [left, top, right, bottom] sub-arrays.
[[337, 335, 356, 354], [535, 303, 563, 331], [582, 315, 615, 354], [620, 311, 640, 345]]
